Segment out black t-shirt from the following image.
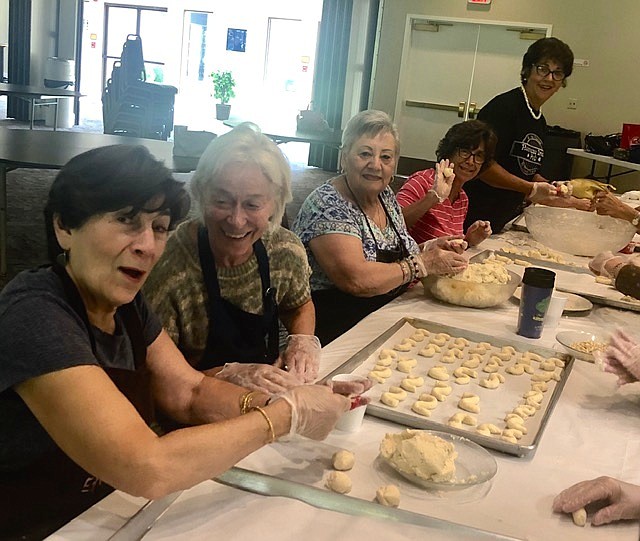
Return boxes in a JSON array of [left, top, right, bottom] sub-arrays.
[[464, 87, 547, 233], [0, 267, 162, 472]]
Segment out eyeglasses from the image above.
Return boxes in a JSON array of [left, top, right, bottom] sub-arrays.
[[457, 148, 486, 164], [533, 64, 566, 81]]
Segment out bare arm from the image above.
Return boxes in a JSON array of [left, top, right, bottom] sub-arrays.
[[400, 191, 441, 229], [309, 233, 404, 297], [479, 161, 534, 195], [16, 363, 291, 499], [279, 298, 315, 335]]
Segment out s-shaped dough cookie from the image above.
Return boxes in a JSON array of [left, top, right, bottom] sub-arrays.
[[454, 367, 478, 379], [431, 382, 452, 401], [418, 344, 441, 357], [482, 360, 500, 373], [400, 376, 425, 392], [428, 365, 449, 381], [458, 393, 480, 413], [396, 358, 418, 373], [479, 372, 505, 389], [431, 333, 450, 347], [394, 338, 417, 352], [476, 423, 501, 436], [452, 337, 469, 349], [448, 412, 477, 428], [411, 401, 434, 417], [325, 471, 352, 494], [513, 404, 537, 419], [379, 349, 399, 360], [462, 357, 481, 369]]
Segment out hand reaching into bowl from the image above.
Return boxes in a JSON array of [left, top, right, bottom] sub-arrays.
[[595, 329, 640, 385], [420, 240, 468, 276]]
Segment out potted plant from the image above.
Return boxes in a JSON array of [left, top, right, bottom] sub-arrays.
[[210, 70, 236, 120]]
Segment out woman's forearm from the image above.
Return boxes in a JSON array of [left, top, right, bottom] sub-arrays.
[[280, 299, 315, 335], [401, 192, 440, 229], [479, 162, 533, 194]]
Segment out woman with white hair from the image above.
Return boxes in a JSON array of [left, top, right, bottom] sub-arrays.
[[145, 123, 323, 392]]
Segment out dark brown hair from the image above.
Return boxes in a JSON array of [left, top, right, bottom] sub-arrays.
[[436, 120, 497, 174], [520, 37, 574, 88]]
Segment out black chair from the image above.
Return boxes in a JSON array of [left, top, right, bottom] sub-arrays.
[[102, 35, 177, 141]]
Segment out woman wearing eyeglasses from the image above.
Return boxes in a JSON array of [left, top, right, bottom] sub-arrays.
[[397, 120, 497, 247], [464, 37, 589, 234]]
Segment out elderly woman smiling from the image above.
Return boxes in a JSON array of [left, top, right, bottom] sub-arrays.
[[292, 110, 468, 345], [144, 124, 322, 391], [0, 145, 349, 540]]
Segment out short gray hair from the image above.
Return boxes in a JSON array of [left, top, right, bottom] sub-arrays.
[[190, 123, 292, 229], [341, 110, 400, 158]]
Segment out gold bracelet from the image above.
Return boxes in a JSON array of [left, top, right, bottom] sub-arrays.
[[240, 391, 259, 415], [250, 406, 276, 443]]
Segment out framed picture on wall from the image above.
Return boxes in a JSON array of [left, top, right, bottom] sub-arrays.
[[227, 28, 247, 52]]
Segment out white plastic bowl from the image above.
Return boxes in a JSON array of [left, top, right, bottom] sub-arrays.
[[524, 205, 636, 257]]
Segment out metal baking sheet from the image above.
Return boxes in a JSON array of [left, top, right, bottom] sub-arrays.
[[494, 248, 593, 275], [324, 317, 574, 458]]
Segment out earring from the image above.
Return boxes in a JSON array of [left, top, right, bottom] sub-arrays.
[[56, 250, 69, 266]]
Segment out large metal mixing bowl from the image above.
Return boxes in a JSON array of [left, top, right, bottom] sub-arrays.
[[422, 270, 521, 309], [524, 205, 636, 257]]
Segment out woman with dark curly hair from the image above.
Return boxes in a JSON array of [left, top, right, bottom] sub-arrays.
[[397, 119, 497, 246], [464, 37, 589, 234]]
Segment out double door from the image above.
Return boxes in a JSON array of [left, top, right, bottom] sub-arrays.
[[394, 16, 551, 160]]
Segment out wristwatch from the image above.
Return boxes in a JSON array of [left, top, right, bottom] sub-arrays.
[[632, 212, 640, 227]]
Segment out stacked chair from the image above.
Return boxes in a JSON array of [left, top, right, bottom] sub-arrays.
[[102, 35, 178, 140]]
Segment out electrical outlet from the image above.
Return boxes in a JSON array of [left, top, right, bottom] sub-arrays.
[[568, 98, 577, 110]]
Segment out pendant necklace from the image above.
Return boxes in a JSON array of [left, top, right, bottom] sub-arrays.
[[520, 84, 542, 120]]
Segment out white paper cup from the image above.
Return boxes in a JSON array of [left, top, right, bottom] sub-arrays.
[[331, 373, 367, 432], [544, 294, 567, 330]]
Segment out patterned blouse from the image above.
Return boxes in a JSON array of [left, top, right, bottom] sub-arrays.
[[292, 180, 419, 290]]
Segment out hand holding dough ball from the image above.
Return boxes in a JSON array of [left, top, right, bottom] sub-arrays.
[[325, 471, 352, 494], [376, 484, 401, 507], [332, 449, 355, 471]]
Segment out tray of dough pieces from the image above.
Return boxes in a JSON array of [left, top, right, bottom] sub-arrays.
[[325, 317, 574, 458]]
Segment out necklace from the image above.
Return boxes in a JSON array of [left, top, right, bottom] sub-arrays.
[[520, 84, 542, 120], [343, 175, 385, 228]]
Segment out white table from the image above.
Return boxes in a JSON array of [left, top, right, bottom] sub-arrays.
[[48, 280, 640, 541], [567, 148, 640, 183]]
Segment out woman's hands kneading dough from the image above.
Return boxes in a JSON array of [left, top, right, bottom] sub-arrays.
[[278, 385, 350, 440], [420, 238, 468, 276]]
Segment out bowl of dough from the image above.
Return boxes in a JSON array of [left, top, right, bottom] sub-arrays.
[[524, 205, 636, 257], [422, 257, 521, 309]]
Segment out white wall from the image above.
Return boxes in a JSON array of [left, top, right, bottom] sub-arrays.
[[373, 0, 640, 189]]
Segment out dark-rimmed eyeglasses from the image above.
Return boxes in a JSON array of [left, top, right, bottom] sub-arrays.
[[533, 64, 566, 81], [457, 148, 485, 164]]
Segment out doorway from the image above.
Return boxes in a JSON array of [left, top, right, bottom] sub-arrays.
[[394, 16, 551, 160]]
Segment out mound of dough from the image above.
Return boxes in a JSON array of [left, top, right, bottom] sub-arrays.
[[376, 484, 401, 507], [325, 471, 352, 494], [332, 449, 355, 471], [380, 430, 457, 483]]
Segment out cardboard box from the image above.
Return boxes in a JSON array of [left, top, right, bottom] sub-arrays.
[[621, 123, 640, 149]]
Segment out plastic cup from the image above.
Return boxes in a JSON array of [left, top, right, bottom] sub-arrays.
[[331, 373, 367, 432], [544, 294, 567, 331]]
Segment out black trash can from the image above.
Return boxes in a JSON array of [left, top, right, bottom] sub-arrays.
[[539, 125, 581, 181]]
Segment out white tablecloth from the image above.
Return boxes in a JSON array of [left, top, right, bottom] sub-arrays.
[[49, 279, 640, 540]]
